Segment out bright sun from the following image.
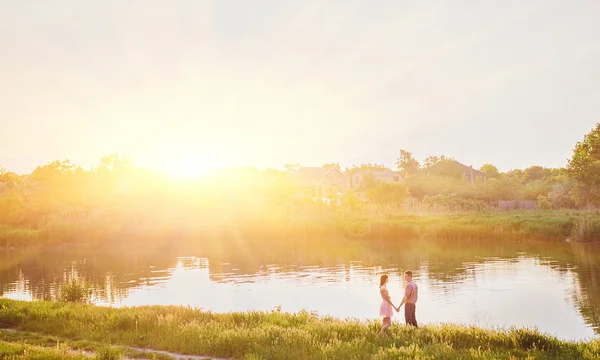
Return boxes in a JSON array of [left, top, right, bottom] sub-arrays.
[[148, 151, 221, 179], [159, 159, 215, 178]]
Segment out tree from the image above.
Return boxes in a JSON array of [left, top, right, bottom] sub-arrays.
[[0, 171, 22, 190], [486, 178, 522, 201], [423, 155, 451, 169], [480, 164, 500, 178], [359, 172, 378, 190], [347, 164, 389, 176], [567, 122, 600, 207], [396, 150, 420, 175], [366, 183, 408, 205], [427, 158, 463, 179], [93, 154, 132, 172], [503, 169, 524, 182], [31, 160, 79, 183], [323, 163, 340, 171], [284, 163, 300, 172], [523, 166, 550, 183]]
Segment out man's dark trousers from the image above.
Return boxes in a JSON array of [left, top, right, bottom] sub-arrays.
[[405, 303, 417, 327]]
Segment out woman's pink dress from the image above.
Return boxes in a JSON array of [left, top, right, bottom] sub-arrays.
[[379, 285, 394, 318]]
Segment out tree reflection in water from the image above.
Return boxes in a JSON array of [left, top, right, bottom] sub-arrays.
[[1, 238, 599, 335]]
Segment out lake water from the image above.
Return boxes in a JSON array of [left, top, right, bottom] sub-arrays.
[[1, 238, 599, 341]]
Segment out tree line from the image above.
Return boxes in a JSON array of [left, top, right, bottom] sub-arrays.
[[393, 123, 599, 209], [0, 123, 598, 227]]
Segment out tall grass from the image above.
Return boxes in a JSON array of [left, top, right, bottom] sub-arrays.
[[1, 210, 599, 249], [571, 216, 600, 242], [59, 278, 93, 304], [0, 341, 90, 359], [0, 225, 40, 248], [0, 299, 598, 359], [95, 346, 123, 360]]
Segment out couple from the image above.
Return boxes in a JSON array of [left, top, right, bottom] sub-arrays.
[[379, 271, 418, 335]]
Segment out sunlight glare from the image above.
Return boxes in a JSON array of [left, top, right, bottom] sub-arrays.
[[149, 148, 220, 179]]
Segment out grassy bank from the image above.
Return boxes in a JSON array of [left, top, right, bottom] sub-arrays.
[[2, 210, 600, 249], [0, 340, 90, 359], [0, 299, 598, 359]]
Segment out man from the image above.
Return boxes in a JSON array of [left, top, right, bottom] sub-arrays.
[[395, 270, 418, 327]]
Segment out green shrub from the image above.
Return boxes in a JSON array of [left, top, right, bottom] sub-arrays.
[[59, 278, 93, 303], [95, 346, 123, 360]]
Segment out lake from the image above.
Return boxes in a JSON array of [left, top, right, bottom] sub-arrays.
[[1, 238, 599, 341]]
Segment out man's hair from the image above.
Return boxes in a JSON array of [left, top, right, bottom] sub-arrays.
[[404, 270, 413, 277]]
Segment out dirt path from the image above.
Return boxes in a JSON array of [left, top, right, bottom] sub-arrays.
[[1, 328, 231, 360]]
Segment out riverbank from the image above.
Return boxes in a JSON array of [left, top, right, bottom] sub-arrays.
[[0, 299, 598, 359], [1, 210, 599, 249]]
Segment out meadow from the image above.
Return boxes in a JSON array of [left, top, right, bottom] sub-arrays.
[[1, 208, 599, 249], [0, 299, 599, 360]]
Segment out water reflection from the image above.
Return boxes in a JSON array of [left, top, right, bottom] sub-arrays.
[[1, 239, 599, 340]]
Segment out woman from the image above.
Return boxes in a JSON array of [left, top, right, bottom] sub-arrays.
[[378, 274, 396, 335]]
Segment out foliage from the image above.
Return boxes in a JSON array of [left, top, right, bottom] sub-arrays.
[[93, 154, 132, 172], [0, 226, 40, 248], [537, 195, 552, 210], [423, 194, 489, 212], [570, 216, 600, 242], [523, 166, 551, 183], [423, 155, 452, 169], [1, 299, 599, 360], [95, 346, 123, 360], [322, 162, 341, 171], [348, 164, 389, 175], [426, 158, 465, 179], [480, 163, 500, 178], [59, 278, 93, 303], [365, 183, 408, 205], [359, 172, 378, 190], [568, 122, 600, 207], [396, 149, 420, 175], [284, 163, 300, 172], [0, 341, 89, 359], [343, 192, 363, 210]]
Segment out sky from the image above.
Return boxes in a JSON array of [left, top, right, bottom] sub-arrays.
[[1, 0, 599, 175]]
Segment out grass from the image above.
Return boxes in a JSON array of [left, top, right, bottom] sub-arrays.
[[0, 299, 599, 359], [1, 210, 599, 249], [0, 340, 90, 359], [0, 226, 41, 248], [570, 215, 600, 242], [59, 279, 93, 304], [0, 329, 177, 359]]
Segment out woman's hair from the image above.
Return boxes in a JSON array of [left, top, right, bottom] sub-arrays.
[[379, 274, 388, 287]]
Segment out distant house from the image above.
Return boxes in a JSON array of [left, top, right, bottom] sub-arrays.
[[289, 167, 347, 198], [428, 160, 487, 183], [347, 169, 404, 190]]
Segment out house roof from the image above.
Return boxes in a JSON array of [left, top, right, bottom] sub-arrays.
[[454, 161, 487, 176], [429, 160, 487, 177]]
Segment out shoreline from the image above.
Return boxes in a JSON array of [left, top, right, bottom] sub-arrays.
[[4, 296, 597, 343]]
